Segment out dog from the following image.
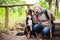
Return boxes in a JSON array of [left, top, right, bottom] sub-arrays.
[[25, 9, 35, 39]]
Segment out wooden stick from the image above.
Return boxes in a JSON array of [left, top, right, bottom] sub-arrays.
[[5, 7, 9, 28], [0, 4, 34, 7]]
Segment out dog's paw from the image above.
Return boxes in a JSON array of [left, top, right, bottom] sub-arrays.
[[27, 33, 30, 39]]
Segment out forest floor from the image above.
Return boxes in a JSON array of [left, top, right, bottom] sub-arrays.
[[1, 22, 60, 40], [1, 32, 60, 40]]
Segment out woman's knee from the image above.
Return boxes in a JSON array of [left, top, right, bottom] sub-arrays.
[[42, 27, 50, 35], [33, 24, 43, 32]]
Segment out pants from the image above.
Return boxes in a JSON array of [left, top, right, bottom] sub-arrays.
[[33, 23, 55, 35]]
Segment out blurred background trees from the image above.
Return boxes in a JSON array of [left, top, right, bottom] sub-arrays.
[[0, 0, 60, 31], [37, 0, 60, 21]]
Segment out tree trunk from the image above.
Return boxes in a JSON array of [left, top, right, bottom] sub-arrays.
[[55, 0, 59, 15], [48, 0, 52, 9], [49, 2, 51, 9]]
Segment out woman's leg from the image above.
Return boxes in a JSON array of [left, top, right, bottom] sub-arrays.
[[41, 23, 55, 36], [33, 24, 43, 38], [33, 24, 43, 33], [42, 27, 50, 35]]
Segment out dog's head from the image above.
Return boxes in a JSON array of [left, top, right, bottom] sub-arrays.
[[26, 9, 34, 15]]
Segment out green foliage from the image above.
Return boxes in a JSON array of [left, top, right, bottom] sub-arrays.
[[0, 8, 5, 24], [0, 0, 6, 4], [55, 12, 60, 21], [0, 8, 5, 17], [0, 23, 3, 31], [56, 12, 60, 18], [0, 0, 26, 4], [0, 0, 26, 15], [0, 0, 26, 30], [0, 0, 60, 31], [37, 0, 49, 9], [18, 6, 25, 15], [37, 0, 60, 21]]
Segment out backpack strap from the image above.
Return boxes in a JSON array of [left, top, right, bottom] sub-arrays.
[[44, 10, 55, 24], [44, 10, 49, 20]]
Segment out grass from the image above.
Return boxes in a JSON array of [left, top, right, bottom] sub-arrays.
[[55, 12, 60, 22], [0, 10, 60, 31]]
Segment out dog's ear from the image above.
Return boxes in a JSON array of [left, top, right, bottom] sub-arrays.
[[25, 9, 30, 15]]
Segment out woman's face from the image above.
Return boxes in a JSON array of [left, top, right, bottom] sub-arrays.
[[34, 6, 40, 12]]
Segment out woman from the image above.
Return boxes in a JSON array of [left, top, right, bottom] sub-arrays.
[[33, 5, 55, 38]]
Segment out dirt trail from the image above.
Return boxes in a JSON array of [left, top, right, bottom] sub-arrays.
[[1, 33, 60, 40], [1, 33, 42, 40]]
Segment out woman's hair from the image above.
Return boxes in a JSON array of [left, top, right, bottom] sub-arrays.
[[34, 5, 42, 9]]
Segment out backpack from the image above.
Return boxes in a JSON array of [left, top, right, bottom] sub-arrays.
[[44, 10, 49, 20], [43, 10, 55, 24]]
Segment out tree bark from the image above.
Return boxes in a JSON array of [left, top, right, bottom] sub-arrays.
[[48, 0, 52, 9], [55, 0, 59, 15]]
